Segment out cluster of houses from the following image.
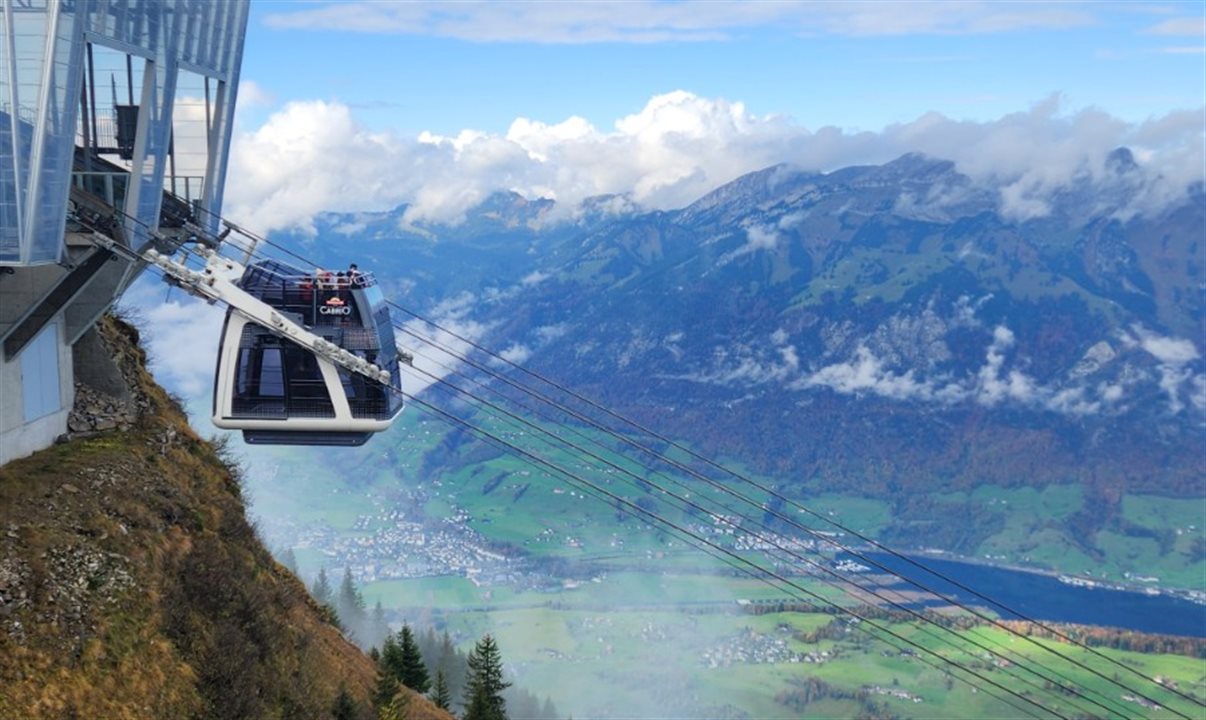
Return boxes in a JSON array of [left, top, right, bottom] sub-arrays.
[[292, 504, 513, 584], [700, 627, 832, 668]]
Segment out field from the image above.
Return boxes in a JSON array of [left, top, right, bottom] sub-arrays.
[[361, 573, 1206, 719]]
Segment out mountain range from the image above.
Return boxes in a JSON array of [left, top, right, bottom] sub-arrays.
[[269, 149, 1204, 559]]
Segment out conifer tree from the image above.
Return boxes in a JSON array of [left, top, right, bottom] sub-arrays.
[[381, 632, 405, 685], [370, 600, 389, 650], [398, 624, 430, 693], [312, 567, 333, 606], [463, 634, 510, 720], [375, 670, 401, 713], [379, 689, 410, 720], [279, 547, 298, 574], [331, 686, 357, 720], [431, 668, 451, 711], [337, 566, 367, 639]]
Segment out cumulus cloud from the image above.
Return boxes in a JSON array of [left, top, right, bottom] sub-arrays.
[[399, 292, 494, 396], [1128, 325, 1203, 413], [1136, 329, 1201, 365], [664, 336, 800, 386], [676, 317, 1195, 419], [499, 343, 533, 364], [719, 224, 782, 265], [118, 282, 225, 399], [226, 92, 1204, 233], [263, 1, 1095, 43], [798, 346, 933, 401], [792, 328, 1116, 416]]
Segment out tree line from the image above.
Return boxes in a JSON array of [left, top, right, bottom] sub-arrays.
[[288, 558, 562, 720], [370, 625, 560, 720]]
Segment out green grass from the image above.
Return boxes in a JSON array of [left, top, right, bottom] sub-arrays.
[[427, 595, 1206, 719], [804, 494, 893, 537], [1123, 495, 1206, 534], [362, 576, 489, 608]]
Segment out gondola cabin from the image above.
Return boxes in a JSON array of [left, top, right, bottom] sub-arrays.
[[212, 260, 404, 446]]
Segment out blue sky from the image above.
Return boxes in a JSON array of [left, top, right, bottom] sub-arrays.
[[241, 1, 1204, 134], [222, 1, 1205, 231]]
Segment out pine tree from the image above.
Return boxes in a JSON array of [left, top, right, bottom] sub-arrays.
[[312, 567, 333, 606], [337, 566, 367, 640], [374, 670, 401, 712], [279, 547, 298, 574], [463, 634, 510, 720], [398, 624, 430, 694], [331, 686, 357, 720], [431, 668, 451, 711], [379, 689, 410, 720], [381, 632, 405, 685], [370, 600, 389, 650]]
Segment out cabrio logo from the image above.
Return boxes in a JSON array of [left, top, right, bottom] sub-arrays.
[[320, 297, 352, 316]]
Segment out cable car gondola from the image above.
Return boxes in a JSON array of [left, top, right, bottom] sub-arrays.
[[211, 259, 404, 446]]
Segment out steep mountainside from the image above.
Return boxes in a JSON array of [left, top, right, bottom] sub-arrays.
[[480, 154, 1204, 499], [0, 317, 450, 720]]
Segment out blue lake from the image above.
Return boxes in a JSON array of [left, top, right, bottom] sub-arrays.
[[842, 551, 1206, 638]]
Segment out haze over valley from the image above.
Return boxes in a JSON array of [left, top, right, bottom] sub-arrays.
[[138, 142, 1205, 717]]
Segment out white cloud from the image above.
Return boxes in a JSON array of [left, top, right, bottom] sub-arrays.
[[792, 328, 1113, 417], [225, 92, 1204, 233], [1135, 329, 1201, 365], [237, 80, 275, 108], [665, 341, 800, 385], [535, 324, 571, 343], [1144, 17, 1206, 37], [719, 224, 782, 265], [659, 311, 1200, 418], [499, 343, 533, 364], [398, 292, 495, 396], [1129, 325, 1202, 413], [1190, 375, 1206, 412], [798, 346, 933, 400], [521, 270, 551, 286], [262, 1, 1096, 43], [118, 284, 225, 399]]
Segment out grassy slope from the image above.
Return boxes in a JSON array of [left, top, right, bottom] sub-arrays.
[[0, 317, 450, 720]]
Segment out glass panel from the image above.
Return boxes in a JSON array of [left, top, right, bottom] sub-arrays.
[[0, 1, 18, 262], [258, 347, 283, 397], [235, 346, 251, 395], [26, 1, 84, 263], [167, 68, 208, 205], [283, 343, 335, 418]]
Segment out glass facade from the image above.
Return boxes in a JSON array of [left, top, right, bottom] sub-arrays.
[[0, 0, 248, 265]]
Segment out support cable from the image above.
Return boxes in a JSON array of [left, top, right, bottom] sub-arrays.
[[86, 203, 1203, 714], [398, 340, 1142, 719]]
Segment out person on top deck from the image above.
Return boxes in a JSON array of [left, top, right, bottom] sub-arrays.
[[317, 268, 335, 290]]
